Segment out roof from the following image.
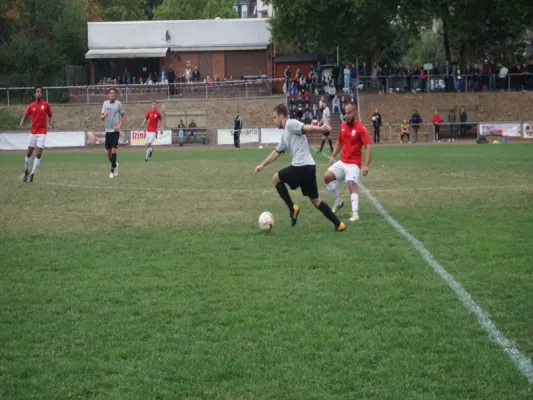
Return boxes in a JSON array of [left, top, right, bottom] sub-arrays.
[[86, 48, 169, 59], [86, 19, 271, 58], [275, 53, 319, 63]]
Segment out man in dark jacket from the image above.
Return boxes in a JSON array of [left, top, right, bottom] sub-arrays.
[[371, 108, 383, 144], [459, 106, 468, 138], [234, 113, 242, 149]]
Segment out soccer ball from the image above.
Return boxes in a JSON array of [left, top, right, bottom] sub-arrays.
[[371, 116, 376, 122], [258, 211, 274, 231]]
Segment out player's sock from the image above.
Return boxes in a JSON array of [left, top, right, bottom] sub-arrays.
[[326, 181, 342, 205], [31, 157, 41, 175], [24, 156, 31, 172], [319, 140, 325, 152], [351, 192, 359, 215], [275, 182, 294, 212], [111, 153, 117, 169], [328, 138, 333, 152], [149, 147, 153, 158], [318, 201, 341, 227], [145, 148, 151, 160]]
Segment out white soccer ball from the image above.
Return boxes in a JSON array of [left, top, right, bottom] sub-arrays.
[[372, 116, 376, 122], [258, 145, 264, 149], [258, 211, 274, 231]]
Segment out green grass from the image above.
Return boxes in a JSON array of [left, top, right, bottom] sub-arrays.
[[1, 144, 532, 399]]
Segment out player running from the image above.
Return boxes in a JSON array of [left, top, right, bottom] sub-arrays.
[[100, 88, 125, 178], [19, 86, 53, 183], [324, 103, 372, 222], [255, 104, 346, 232], [140, 101, 163, 161]]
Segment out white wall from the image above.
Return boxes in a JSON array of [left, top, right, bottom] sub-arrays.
[[88, 19, 270, 50]]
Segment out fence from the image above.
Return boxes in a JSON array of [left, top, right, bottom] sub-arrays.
[[320, 73, 533, 94], [0, 78, 286, 106], [367, 121, 533, 143], [1, 121, 531, 151]]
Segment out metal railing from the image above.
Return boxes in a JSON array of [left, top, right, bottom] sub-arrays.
[[287, 73, 533, 94], [0, 78, 286, 106]]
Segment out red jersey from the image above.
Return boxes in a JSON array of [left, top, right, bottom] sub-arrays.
[[145, 109, 162, 132], [338, 121, 371, 167], [24, 101, 52, 134], [432, 115, 443, 124]]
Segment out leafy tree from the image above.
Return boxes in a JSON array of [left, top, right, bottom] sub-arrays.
[[99, 0, 146, 21], [203, 0, 237, 19], [153, 0, 207, 20]]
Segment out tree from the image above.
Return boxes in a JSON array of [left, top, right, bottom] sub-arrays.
[[99, 0, 146, 21], [265, 0, 405, 64], [153, 0, 207, 20], [145, 0, 164, 19], [203, 0, 237, 19]]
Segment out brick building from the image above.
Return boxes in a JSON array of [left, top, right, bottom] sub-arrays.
[[85, 19, 273, 84]]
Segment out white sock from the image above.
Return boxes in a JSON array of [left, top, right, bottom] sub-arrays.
[[351, 193, 359, 215], [145, 148, 150, 158], [24, 156, 31, 171], [327, 181, 342, 205], [31, 157, 41, 175]]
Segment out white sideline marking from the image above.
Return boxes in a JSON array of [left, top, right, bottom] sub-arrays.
[[37, 181, 533, 195], [316, 150, 533, 383], [361, 184, 533, 383]]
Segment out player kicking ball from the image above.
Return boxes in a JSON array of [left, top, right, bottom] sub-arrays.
[[100, 88, 125, 178], [19, 86, 53, 183], [255, 104, 346, 232], [140, 101, 163, 161], [324, 103, 372, 222]]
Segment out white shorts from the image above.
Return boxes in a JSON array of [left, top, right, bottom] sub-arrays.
[[145, 132, 156, 144], [328, 160, 360, 184], [29, 134, 46, 149]]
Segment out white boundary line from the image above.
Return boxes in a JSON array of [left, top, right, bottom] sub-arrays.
[[317, 150, 533, 383]]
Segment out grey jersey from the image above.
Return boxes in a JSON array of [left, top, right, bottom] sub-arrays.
[[322, 106, 330, 125], [276, 119, 315, 167], [101, 100, 125, 132]]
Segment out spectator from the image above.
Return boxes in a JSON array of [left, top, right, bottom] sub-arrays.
[[419, 65, 426, 92], [177, 119, 185, 146], [303, 103, 313, 124], [447, 107, 456, 142], [371, 108, 382, 144], [168, 66, 176, 94], [192, 66, 200, 82], [459, 106, 468, 138], [455, 65, 463, 92], [122, 67, 131, 85], [350, 63, 357, 90], [187, 119, 197, 144], [465, 63, 473, 91], [311, 103, 319, 121], [332, 94, 341, 114], [400, 120, 410, 144], [431, 62, 440, 92], [432, 110, 443, 142], [410, 109, 422, 143], [343, 64, 351, 92], [445, 60, 453, 92], [184, 65, 191, 83], [332, 63, 340, 92], [498, 63, 508, 90], [234, 112, 242, 149], [288, 82, 298, 97]]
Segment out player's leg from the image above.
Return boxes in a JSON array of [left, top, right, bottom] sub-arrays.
[[345, 164, 361, 222], [327, 135, 333, 152], [30, 145, 44, 182], [23, 138, 35, 182], [304, 166, 345, 231], [319, 133, 326, 152], [145, 133, 155, 161], [376, 128, 380, 144], [324, 161, 345, 213], [274, 167, 300, 226], [105, 133, 114, 178]]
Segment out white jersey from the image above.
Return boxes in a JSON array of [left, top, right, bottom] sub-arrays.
[[276, 119, 315, 167]]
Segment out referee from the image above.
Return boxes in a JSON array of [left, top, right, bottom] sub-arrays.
[[233, 113, 242, 149]]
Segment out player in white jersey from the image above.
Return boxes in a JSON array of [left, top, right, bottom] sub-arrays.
[[100, 88, 125, 178], [255, 104, 346, 231]]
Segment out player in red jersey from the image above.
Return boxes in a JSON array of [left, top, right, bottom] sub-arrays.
[[140, 101, 163, 161], [19, 86, 53, 183], [323, 103, 372, 222]]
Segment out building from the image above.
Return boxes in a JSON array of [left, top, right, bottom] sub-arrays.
[[233, 0, 274, 19], [85, 19, 273, 84]]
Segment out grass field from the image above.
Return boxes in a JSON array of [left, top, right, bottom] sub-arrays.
[[1, 144, 533, 399]]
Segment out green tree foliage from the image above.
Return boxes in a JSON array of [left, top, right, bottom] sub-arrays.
[[203, 0, 237, 19], [153, 0, 207, 20], [99, 0, 146, 21]]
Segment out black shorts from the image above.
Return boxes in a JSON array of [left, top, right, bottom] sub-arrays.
[[105, 132, 120, 150], [278, 165, 319, 199]]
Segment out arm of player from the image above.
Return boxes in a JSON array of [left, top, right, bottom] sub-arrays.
[[329, 140, 342, 166], [140, 117, 147, 128], [255, 149, 281, 174], [100, 103, 107, 121], [302, 124, 331, 135], [19, 106, 31, 128], [362, 144, 372, 176], [114, 103, 126, 132]]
